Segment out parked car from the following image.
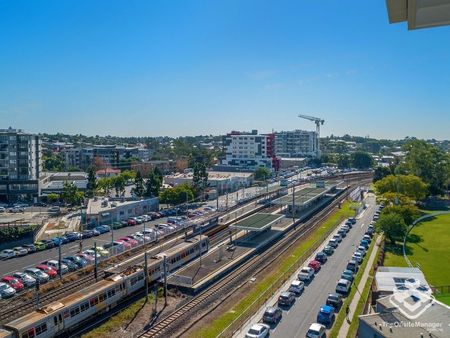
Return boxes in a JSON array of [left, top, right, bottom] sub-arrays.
[[317, 305, 335, 325], [0, 249, 16, 260], [115, 239, 132, 250], [51, 237, 65, 246], [63, 255, 88, 268], [61, 258, 79, 272], [12, 272, 36, 288], [76, 253, 95, 264], [306, 323, 326, 338], [326, 293, 343, 309], [308, 260, 322, 273], [323, 245, 334, 255], [24, 268, 49, 284], [81, 230, 95, 239], [315, 252, 328, 264], [360, 239, 370, 250], [12, 247, 28, 257], [288, 280, 305, 295], [336, 278, 352, 295], [42, 260, 69, 275], [83, 250, 102, 260], [22, 244, 37, 253], [0, 207, 5, 213], [362, 234, 372, 243], [341, 225, 350, 232], [346, 260, 359, 273], [41, 239, 55, 249], [337, 228, 347, 238], [33, 241, 46, 251], [298, 266, 315, 282], [1, 276, 24, 291], [0, 282, 16, 299], [95, 225, 110, 234], [341, 269, 354, 282], [127, 219, 137, 226], [64, 232, 82, 241], [348, 217, 356, 224], [119, 237, 138, 247], [278, 291, 295, 307], [328, 239, 338, 248], [245, 323, 270, 338], [262, 306, 282, 324], [356, 246, 367, 257], [36, 264, 57, 278], [90, 246, 109, 257], [352, 252, 364, 264], [127, 234, 144, 245], [332, 233, 342, 243]]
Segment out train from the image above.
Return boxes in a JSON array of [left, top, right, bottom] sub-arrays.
[[0, 236, 209, 338]]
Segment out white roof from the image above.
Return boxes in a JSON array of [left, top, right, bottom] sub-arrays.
[[375, 267, 429, 293]]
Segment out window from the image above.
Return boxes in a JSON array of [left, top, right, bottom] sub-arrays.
[[90, 297, 99, 306], [70, 306, 80, 317], [99, 293, 106, 302], [107, 289, 116, 298], [35, 323, 47, 336], [22, 328, 35, 338], [80, 301, 89, 312], [53, 316, 57, 326]]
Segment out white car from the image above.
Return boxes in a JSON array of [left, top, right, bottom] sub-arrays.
[[0, 249, 16, 260], [245, 323, 270, 338], [298, 267, 315, 282], [289, 280, 305, 295], [306, 323, 326, 338], [353, 251, 364, 263], [12, 247, 28, 256], [356, 246, 366, 256], [0, 282, 16, 299]]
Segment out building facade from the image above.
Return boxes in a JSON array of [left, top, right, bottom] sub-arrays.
[[274, 129, 319, 158], [221, 130, 274, 171], [0, 128, 41, 202]]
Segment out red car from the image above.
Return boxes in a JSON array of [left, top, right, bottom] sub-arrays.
[[1, 276, 24, 291], [115, 239, 132, 250], [119, 237, 138, 247], [308, 260, 321, 273], [36, 264, 57, 278], [127, 219, 137, 226]]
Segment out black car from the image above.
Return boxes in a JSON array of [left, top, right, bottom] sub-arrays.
[[22, 244, 37, 253], [41, 239, 55, 249], [81, 230, 94, 238], [64, 232, 80, 242], [337, 228, 347, 238], [326, 293, 343, 309], [278, 291, 295, 307], [315, 252, 328, 264], [263, 306, 282, 324]]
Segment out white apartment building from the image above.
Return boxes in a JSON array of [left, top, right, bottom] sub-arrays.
[[274, 129, 319, 158]]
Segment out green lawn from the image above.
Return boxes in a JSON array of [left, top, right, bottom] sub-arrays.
[[436, 294, 450, 306], [190, 202, 354, 338], [384, 213, 450, 286]]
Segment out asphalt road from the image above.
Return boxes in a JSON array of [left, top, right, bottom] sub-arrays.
[[237, 194, 377, 338]]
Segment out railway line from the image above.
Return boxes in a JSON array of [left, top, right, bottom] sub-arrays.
[[138, 177, 372, 338]]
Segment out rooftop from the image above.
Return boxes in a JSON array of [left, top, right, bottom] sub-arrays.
[[272, 185, 331, 206], [374, 267, 430, 293], [230, 213, 284, 232]]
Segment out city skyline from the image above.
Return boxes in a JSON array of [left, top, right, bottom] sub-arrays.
[[1, 1, 450, 139]]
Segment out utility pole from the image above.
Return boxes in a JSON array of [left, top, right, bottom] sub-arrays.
[[144, 251, 149, 299], [58, 241, 62, 280], [292, 186, 296, 225], [94, 241, 98, 282], [153, 283, 158, 316], [163, 255, 168, 306]]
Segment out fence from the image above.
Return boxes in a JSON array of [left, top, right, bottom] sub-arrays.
[[432, 285, 450, 295]]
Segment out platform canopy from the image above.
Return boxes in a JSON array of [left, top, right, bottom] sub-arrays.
[[272, 185, 331, 207], [230, 213, 285, 232]]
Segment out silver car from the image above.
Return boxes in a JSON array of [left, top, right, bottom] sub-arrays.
[[0, 282, 16, 299], [12, 272, 36, 288]]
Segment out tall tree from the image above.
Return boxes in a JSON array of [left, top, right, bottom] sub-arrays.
[[112, 175, 125, 197], [144, 170, 162, 197], [351, 151, 373, 169], [133, 170, 145, 197], [61, 182, 84, 206], [375, 174, 428, 201], [254, 167, 271, 181], [153, 166, 163, 182], [373, 166, 392, 183], [86, 166, 97, 197], [376, 212, 407, 244]]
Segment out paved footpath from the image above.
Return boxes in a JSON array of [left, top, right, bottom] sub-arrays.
[[337, 235, 381, 338]]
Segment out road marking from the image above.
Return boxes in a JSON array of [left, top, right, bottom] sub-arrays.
[[360, 223, 365, 229]]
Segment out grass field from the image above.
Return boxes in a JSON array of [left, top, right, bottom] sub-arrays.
[[189, 201, 354, 338], [436, 294, 450, 306], [384, 213, 450, 286]]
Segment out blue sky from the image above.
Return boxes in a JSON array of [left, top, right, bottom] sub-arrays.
[[1, 0, 449, 139]]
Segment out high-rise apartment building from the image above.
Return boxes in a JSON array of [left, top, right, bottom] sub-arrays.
[[274, 129, 319, 158], [0, 128, 41, 201]]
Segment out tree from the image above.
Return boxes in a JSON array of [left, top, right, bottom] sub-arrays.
[[120, 170, 136, 182], [376, 212, 407, 244], [373, 166, 392, 183], [153, 166, 163, 183], [351, 151, 373, 169], [42, 152, 65, 171], [144, 170, 162, 197], [47, 193, 59, 203], [192, 162, 208, 198], [337, 154, 351, 169], [159, 183, 194, 205], [97, 177, 113, 195], [133, 170, 145, 197], [112, 175, 125, 197], [375, 174, 428, 201], [61, 182, 84, 206], [382, 204, 419, 226], [254, 167, 271, 181], [86, 166, 97, 197]]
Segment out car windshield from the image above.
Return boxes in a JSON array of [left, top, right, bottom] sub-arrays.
[[248, 329, 260, 335], [307, 329, 319, 335], [0, 284, 8, 290]]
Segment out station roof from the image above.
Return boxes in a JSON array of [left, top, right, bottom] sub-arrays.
[[272, 185, 331, 206], [230, 213, 284, 231]]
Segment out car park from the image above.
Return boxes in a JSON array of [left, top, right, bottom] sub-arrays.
[[24, 268, 49, 283], [245, 323, 270, 338], [341, 269, 354, 282], [317, 305, 335, 325], [262, 306, 282, 324], [298, 266, 315, 282], [323, 245, 334, 255], [308, 260, 322, 273], [328, 239, 338, 248], [306, 323, 326, 338], [0, 249, 16, 260], [326, 293, 343, 309], [12, 272, 36, 288], [12, 247, 28, 256], [278, 291, 295, 307], [0, 282, 16, 299], [336, 278, 352, 295], [289, 280, 305, 295], [36, 264, 57, 278], [314, 252, 328, 264], [346, 260, 359, 273], [1, 276, 24, 292]]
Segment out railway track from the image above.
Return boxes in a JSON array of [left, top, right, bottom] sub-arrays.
[[138, 179, 371, 338]]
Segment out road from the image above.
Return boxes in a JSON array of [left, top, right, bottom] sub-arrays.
[[237, 194, 377, 338]]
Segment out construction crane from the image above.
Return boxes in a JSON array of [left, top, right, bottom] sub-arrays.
[[298, 114, 325, 157]]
